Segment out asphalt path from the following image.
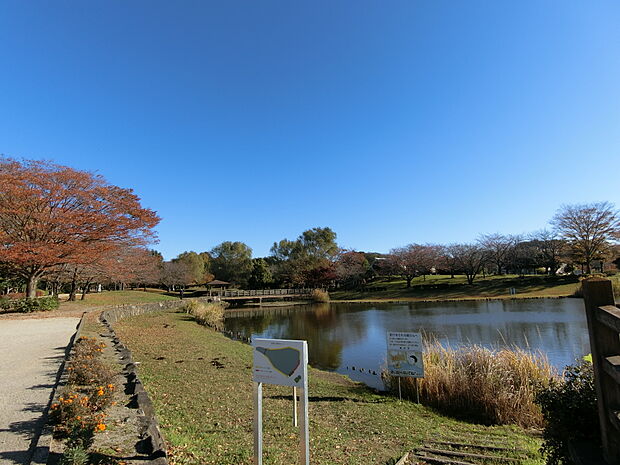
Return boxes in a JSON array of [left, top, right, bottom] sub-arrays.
[[0, 318, 79, 465]]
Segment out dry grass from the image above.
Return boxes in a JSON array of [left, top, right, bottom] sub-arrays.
[[183, 300, 227, 330], [310, 288, 330, 302], [386, 340, 558, 428]]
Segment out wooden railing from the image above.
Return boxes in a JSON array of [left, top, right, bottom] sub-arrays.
[[582, 278, 620, 464], [211, 288, 313, 298]]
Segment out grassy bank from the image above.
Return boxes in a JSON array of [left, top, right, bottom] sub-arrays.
[[330, 274, 580, 302], [114, 310, 543, 465], [58, 290, 177, 310]]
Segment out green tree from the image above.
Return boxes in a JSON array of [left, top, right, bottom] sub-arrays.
[[270, 227, 339, 286], [173, 251, 207, 285], [210, 241, 253, 286], [248, 258, 274, 288]]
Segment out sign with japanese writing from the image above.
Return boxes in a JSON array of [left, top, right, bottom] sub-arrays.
[[387, 331, 424, 377]]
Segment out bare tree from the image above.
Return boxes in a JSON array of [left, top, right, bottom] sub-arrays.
[[388, 244, 440, 287], [447, 244, 488, 285], [477, 233, 519, 275], [529, 230, 566, 275], [551, 202, 620, 274]]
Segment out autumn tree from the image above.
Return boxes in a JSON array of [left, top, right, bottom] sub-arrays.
[[210, 241, 253, 286], [387, 244, 440, 287], [0, 158, 160, 298], [160, 261, 193, 291], [551, 202, 620, 274], [335, 250, 371, 288]]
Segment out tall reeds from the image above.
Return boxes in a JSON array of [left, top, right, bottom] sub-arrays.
[[385, 340, 557, 428], [183, 300, 227, 330]]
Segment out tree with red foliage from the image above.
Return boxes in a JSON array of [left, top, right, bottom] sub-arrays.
[[0, 158, 160, 298]]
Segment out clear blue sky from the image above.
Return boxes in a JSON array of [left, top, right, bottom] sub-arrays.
[[1, 1, 619, 259]]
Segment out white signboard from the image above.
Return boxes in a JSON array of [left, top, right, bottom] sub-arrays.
[[387, 331, 424, 378], [252, 338, 309, 465], [253, 338, 308, 388]]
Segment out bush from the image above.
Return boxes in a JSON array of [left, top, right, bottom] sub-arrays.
[[535, 362, 599, 465], [0, 296, 59, 313], [310, 289, 330, 302], [385, 341, 557, 427], [59, 446, 90, 465], [184, 300, 227, 330], [67, 338, 114, 386]]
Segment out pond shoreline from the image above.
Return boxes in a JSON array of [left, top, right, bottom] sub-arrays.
[[230, 293, 581, 310]]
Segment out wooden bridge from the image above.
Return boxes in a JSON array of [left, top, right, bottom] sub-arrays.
[[582, 278, 620, 464], [209, 288, 314, 305]]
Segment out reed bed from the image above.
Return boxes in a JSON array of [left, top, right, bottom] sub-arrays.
[[385, 340, 558, 428], [310, 288, 330, 302], [183, 300, 227, 330]]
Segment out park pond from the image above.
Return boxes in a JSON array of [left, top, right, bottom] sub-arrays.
[[223, 298, 590, 389]]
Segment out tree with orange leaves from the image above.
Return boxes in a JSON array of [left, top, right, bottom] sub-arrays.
[[0, 158, 160, 298]]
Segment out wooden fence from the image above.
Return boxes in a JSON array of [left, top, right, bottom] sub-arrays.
[[210, 288, 313, 298], [582, 278, 620, 464]]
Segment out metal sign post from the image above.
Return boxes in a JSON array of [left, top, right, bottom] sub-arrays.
[[252, 338, 309, 465]]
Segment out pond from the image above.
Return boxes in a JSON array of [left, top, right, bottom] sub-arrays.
[[223, 298, 590, 389]]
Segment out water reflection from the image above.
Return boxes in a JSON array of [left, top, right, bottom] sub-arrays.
[[224, 298, 590, 389]]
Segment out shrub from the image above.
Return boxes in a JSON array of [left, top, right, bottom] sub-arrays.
[[0, 296, 59, 313], [67, 338, 114, 386], [535, 362, 599, 465], [310, 289, 330, 302], [385, 341, 557, 428], [185, 300, 227, 330], [49, 390, 108, 448], [59, 446, 90, 465]]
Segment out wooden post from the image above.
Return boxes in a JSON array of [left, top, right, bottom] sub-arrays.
[[582, 278, 620, 465]]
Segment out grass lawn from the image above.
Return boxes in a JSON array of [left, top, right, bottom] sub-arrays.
[[330, 274, 581, 302], [114, 310, 543, 465], [58, 290, 177, 309]]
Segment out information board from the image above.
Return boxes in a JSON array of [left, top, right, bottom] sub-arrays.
[[252, 338, 310, 465], [387, 331, 424, 378], [253, 338, 308, 388]]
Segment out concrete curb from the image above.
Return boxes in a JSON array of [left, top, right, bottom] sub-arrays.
[[29, 313, 86, 465]]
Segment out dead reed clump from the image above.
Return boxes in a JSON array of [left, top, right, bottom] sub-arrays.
[[184, 300, 227, 330], [386, 341, 558, 428], [310, 289, 330, 303]]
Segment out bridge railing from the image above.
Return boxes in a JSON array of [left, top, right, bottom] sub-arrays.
[[212, 288, 313, 298], [582, 278, 620, 464]]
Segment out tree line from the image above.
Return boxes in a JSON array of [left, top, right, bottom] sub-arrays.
[[1, 158, 619, 298], [163, 201, 620, 290]]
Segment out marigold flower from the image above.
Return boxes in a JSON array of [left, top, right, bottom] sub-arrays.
[[95, 423, 106, 431]]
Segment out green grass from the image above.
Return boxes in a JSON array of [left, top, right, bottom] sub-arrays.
[[331, 274, 580, 302], [113, 311, 543, 465], [59, 290, 177, 309]]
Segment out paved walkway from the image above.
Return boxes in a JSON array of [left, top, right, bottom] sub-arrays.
[[0, 318, 79, 465]]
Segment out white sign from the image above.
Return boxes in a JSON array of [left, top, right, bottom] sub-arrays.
[[253, 338, 308, 388], [252, 338, 309, 465], [387, 331, 424, 378]]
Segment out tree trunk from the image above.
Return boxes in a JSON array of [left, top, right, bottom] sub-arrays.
[[26, 274, 39, 299], [68, 269, 78, 301], [81, 280, 92, 300], [406, 276, 412, 288]]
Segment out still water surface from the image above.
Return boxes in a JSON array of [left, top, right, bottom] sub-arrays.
[[224, 298, 589, 389]]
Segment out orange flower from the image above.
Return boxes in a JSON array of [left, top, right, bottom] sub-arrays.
[[95, 423, 106, 431]]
